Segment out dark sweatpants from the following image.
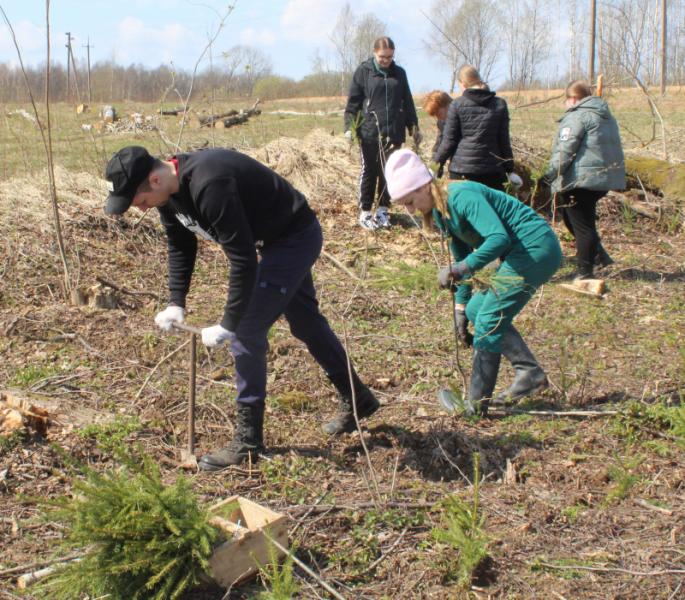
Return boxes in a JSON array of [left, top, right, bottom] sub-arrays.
[[449, 172, 506, 192], [358, 139, 398, 211], [231, 219, 349, 407], [560, 188, 606, 276]]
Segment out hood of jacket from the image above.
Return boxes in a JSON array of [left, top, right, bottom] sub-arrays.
[[361, 56, 396, 77], [561, 95, 611, 120], [461, 88, 496, 107]]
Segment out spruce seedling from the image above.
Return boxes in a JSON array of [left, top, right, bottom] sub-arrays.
[[38, 447, 218, 600], [431, 453, 489, 588]]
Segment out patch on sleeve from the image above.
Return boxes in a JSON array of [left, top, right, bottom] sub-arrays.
[[106, 180, 114, 192], [559, 127, 572, 141]]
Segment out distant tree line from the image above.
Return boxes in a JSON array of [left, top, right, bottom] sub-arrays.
[[1, 0, 683, 104]]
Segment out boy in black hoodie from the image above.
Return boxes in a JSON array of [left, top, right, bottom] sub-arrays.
[[104, 146, 379, 469]]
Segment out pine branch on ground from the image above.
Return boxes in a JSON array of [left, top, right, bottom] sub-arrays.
[[37, 446, 218, 600]]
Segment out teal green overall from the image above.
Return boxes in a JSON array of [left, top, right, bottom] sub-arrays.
[[435, 181, 562, 353]]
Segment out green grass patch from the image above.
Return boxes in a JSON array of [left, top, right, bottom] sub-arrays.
[[561, 504, 585, 524], [261, 456, 328, 505], [9, 364, 60, 388], [531, 556, 593, 579], [602, 460, 642, 506], [0, 430, 26, 454], [612, 400, 685, 447], [368, 261, 438, 297], [76, 416, 143, 455], [331, 507, 426, 576], [269, 391, 316, 413]]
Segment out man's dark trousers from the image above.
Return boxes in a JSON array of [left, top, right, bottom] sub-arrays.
[[231, 218, 349, 407]]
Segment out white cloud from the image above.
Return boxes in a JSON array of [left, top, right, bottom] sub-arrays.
[[280, 0, 340, 43], [114, 17, 197, 66], [240, 27, 277, 46], [0, 20, 45, 65]]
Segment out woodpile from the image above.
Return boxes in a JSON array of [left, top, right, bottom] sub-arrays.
[[193, 99, 261, 129]]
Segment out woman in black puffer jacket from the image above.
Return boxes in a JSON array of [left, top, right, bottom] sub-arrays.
[[433, 65, 514, 192]]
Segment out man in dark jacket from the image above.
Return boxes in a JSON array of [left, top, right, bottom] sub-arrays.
[[103, 146, 379, 469], [344, 36, 420, 230], [432, 66, 513, 191]]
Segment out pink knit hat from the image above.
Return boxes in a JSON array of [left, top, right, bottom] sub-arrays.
[[384, 149, 433, 201]]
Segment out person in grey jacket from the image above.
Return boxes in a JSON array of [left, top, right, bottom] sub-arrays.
[[546, 80, 626, 278], [432, 65, 514, 191]]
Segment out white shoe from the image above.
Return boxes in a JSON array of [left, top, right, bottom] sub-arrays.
[[375, 207, 391, 228], [359, 210, 378, 230]]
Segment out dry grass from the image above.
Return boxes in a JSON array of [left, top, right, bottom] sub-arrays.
[[0, 100, 684, 599]]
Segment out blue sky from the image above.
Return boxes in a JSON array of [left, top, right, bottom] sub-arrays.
[[0, 0, 569, 92]]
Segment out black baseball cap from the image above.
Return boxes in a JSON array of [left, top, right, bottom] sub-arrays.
[[104, 146, 156, 215]]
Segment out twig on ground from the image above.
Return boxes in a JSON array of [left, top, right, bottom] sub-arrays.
[[285, 501, 434, 517], [633, 498, 674, 516], [134, 339, 190, 400], [357, 527, 409, 576], [0, 552, 85, 578], [534, 561, 685, 576], [95, 275, 160, 300], [341, 320, 381, 506], [263, 532, 346, 600], [321, 249, 362, 282]]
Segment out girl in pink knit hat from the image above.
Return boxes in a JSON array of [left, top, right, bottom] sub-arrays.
[[384, 149, 562, 417]]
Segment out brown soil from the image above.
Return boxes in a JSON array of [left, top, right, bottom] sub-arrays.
[[1, 131, 684, 599]]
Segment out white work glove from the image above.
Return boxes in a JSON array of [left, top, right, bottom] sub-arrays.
[[154, 305, 185, 332], [201, 324, 235, 348], [344, 130, 352, 140], [507, 172, 523, 189]]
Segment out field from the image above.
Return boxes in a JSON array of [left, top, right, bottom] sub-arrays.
[[1, 88, 684, 599]]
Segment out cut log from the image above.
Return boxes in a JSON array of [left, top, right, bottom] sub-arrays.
[[199, 100, 262, 128], [159, 107, 186, 116], [625, 156, 685, 201], [559, 278, 606, 298], [199, 109, 238, 127], [606, 191, 660, 219]]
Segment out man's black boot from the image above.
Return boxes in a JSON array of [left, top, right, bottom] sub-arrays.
[[323, 370, 380, 435], [198, 403, 265, 471], [493, 327, 547, 406], [467, 349, 501, 417], [594, 242, 614, 268]]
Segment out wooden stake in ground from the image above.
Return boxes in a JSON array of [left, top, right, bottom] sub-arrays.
[[171, 322, 202, 468]]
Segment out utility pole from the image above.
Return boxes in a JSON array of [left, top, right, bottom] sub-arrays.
[[83, 37, 93, 103], [67, 35, 81, 104], [661, 0, 667, 95], [588, 0, 597, 83], [65, 32, 72, 101]]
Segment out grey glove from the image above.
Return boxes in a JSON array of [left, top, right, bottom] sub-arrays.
[[454, 309, 473, 347], [437, 262, 471, 289]]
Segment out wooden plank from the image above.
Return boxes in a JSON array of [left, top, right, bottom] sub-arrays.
[[208, 496, 289, 588]]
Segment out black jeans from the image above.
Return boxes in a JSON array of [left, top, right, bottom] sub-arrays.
[[560, 188, 606, 276], [232, 219, 350, 407], [358, 139, 398, 211], [449, 172, 506, 192]]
